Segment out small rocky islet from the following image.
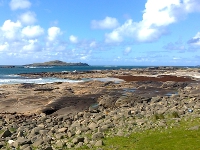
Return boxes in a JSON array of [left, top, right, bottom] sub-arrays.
[[0, 67, 200, 149]]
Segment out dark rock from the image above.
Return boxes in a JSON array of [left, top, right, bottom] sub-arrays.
[[72, 137, 84, 144], [1, 129, 12, 138]]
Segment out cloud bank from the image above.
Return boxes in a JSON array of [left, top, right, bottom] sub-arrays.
[[105, 0, 200, 43]]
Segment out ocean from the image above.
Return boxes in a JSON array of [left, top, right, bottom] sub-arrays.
[[0, 65, 197, 85], [0, 65, 147, 85]]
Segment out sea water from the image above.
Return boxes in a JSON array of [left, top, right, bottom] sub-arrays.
[[0, 65, 195, 85], [0, 66, 145, 85]]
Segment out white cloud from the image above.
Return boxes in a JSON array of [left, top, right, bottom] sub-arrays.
[[69, 35, 78, 43], [105, 0, 200, 43], [105, 29, 123, 43], [91, 16, 119, 29], [22, 39, 39, 51], [9, 0, 31, 10], [124, 47, 132, 55], [89, 41, 96, 48], [47, 27, 61, 41], [164, 41, 186, 50], [22, 25, 44, 38], [0, 42, 9, 51], [1, 20, 22, 40], [188, 32, 200, 46], [19, 11, 37, 25]]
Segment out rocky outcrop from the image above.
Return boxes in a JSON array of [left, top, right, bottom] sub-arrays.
[[0, 68, 200, 149]]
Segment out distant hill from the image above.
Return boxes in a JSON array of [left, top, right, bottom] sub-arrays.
[[24, 60, 89, 67]]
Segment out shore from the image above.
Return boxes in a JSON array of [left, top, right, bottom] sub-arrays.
[[0, 67, 200, 149]]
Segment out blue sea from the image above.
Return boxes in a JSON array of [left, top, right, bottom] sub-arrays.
[[0, 65, 196, 85], [0, 65, 147, 85]]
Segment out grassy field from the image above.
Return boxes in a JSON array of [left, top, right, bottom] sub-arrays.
[[102, 118, 200, 150]]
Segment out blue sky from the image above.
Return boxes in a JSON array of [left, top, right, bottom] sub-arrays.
[[0, 0, 200, 66]]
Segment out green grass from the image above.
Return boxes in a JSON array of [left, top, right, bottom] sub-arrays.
[[102, 118, 200, 150]]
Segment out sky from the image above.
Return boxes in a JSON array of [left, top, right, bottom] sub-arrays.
[[0, 0, 200, 66]]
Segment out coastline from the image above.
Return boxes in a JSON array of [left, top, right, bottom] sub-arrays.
[[0, 67, 200, 149]]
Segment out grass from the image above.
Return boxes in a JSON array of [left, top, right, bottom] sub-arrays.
[[102, 118, 200, 150]]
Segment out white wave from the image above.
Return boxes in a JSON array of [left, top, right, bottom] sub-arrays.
[[4, 74, 21, 77], [0, 77, 83, 85], [24, 66, 54, 69]]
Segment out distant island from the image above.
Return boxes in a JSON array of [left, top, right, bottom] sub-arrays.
[[24, 60, 89, 67]]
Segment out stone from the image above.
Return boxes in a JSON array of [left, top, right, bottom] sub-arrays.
[[75, 130, 81, 135], [17, 131, 24, 137], [66, 143, 74, 149], [72, 137, 84, 144], [44, 147, 53, 150], [0, 142, 5, 148], [67, 131, 75, 138], [39, 130, 48, 135], [116, 130, 124, 136], [1, 129, 12, 138], [58, 127, 68, 133], [188, 126, 199, 130], [88, 122, 98, 130], [92, 132, 104, 141], [94, 140, 103, 147], [13, 137, 32, 148], [75, 142, 83, 148], [23, 146, 32, 150], [55, 140, 65, 147], [32, 137, 44, 147]]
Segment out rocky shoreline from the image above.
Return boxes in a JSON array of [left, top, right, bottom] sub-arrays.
[[0, 67, 200, 149]]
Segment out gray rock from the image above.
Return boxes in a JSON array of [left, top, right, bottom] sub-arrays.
[[75, 130, 81, 135], [92, 132, 104, 141], [39, 130, 48, 135], [188, 126, 199, 130], [116, 130, 124, 136], [99, 125, 109, 132], [30, 127, 42, 135], [88, 122, 98, 131], [75, 142, 83, 148], [72, 137, 84, 144], [66, 143, 74, 149], [32, 137, 44, 147], [57, 127, 68, 133], [17, 131, 24, 137], [55, 140, 65, 147], [67, 131, 75, 138], [55, 133, 64, 139], [151, 96, 161, 103], [94, 140, 103, 147], [13, 137, 32, 148], [84, 137, 90, 144], [89, 140, 96, 146]]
